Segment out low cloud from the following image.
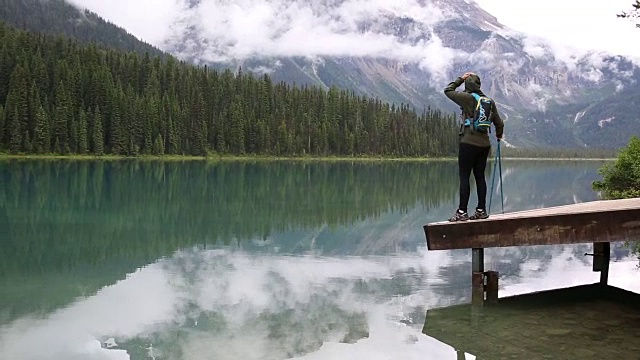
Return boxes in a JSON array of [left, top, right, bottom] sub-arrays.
[[67, 0, 185, 46], [249, 62, 282, 75], [68, 0, 640, 92], [69, 0, 469, 80], [170, 0, 458, 63]]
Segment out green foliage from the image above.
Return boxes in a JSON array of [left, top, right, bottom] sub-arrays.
[[77, 108, 88, 154], [592, 136, 640, 257], [0, 22, 458, 158], [592, 136, 640, 199], [33, 102, 50, 153], [0, 105, 4, 142], [152, 134, 165, 156], [91, 106, 104, 156]]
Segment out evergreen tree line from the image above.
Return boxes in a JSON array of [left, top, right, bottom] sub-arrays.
[[0, 22, 459, 157]]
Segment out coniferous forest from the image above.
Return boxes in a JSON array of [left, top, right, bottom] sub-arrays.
[[0, 22, 458, 157]]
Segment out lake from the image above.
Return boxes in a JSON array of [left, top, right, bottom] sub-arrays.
[[0, 159, 638, 360]]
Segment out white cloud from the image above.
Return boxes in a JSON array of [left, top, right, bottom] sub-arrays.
[[474, 0, 640, 59], [68, 0, 469, 79], [67, 0, 640, 63], [66, 0, 640, 91], [581, 68, 604, 83], [169, 0, 457, 62], [249, 64, 280, 75], [67, 0, 185, 46]]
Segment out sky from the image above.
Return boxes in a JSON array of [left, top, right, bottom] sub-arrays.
[[474, 0, 640, 58]]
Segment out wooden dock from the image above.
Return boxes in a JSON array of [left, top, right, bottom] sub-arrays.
[[423, 198, 640, 305]]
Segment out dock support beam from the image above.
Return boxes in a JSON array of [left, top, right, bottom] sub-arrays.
[[485, 271, 499, 304], [472, 248, 484, 273], [472, 248, 484, 306], [471, 248, 499, 306], [593, 242, 610, 285]]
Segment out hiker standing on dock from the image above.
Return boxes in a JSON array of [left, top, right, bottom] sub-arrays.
[[445, 72, 504, 222]]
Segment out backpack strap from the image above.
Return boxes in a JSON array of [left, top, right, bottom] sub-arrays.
[[464, 93, 481, 127]]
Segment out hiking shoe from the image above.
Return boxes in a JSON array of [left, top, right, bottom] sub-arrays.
[[469, 208, 489, 220], [448, 209, 469, 222]]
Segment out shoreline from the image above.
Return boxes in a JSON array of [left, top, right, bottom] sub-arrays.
[[0, 154, 615, 162], [0, 154, 454, 162]]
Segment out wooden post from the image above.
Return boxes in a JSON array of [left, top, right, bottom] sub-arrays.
[[472, 248, 484, 306], [485, 271, 499, 304], [472, 248, 484, 272], [593, 242, 610, 285], [456, 350, 466, 360], [472, 272, 485, 306]]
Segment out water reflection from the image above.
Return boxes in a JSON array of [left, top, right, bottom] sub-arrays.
[[423, 266, 640, 359], [0, 159, 635, 360], [1, 248, 637, 360]]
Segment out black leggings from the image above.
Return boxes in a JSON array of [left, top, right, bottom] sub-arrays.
[[458, 142, 490, 212]]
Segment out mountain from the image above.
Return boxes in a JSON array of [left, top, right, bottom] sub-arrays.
[[2, 0, 637, 150], [163, 0, 640, 150], [0, 0, 165, 58]]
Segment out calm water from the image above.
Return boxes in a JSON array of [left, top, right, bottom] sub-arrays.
[[0, 159, 637, 360]]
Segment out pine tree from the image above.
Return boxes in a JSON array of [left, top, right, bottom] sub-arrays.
[[167, 115, 179, 155], [33, 101, 50, 153], [277, 120, 288, 155], [92, 106, 104, 155], [143, 114, 153, 155], [9, 107, 22, 153], [23, 130, 32, 153], [52, 81, 70, 154], [0, 105, 4, 148], [77, 108, 88, 154], [127, 86, 142, 153], [152, 134, 165, 155], [229, 95, 245, 154], [191, 92, 207, 156], [109, 104, 125, 155], [0, 42, 13, 105], [31, 54, 49, 105], [27, 81, 39, 142], [4, 63, 29, 153], [69, 112, 78, 153]]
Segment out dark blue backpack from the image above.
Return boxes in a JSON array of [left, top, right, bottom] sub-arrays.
[[464, 93, 493, 133]]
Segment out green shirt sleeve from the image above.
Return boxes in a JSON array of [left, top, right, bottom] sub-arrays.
[[444, 77, 466, 107]]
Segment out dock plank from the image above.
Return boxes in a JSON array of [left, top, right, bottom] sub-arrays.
[[424, 198, 640, 250]]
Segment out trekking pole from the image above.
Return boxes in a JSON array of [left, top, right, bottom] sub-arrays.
[[488, 141, 504, 215], [497, 141, 504, 214]]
